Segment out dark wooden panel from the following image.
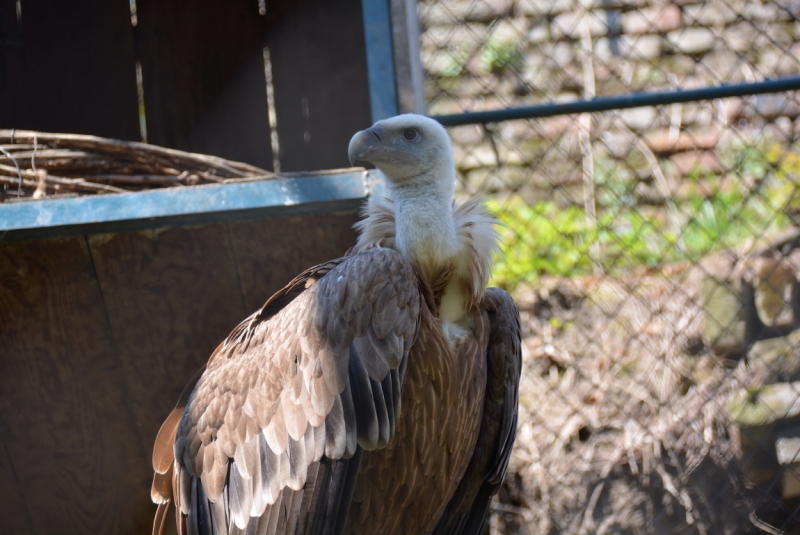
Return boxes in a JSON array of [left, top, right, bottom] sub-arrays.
[[0, 0, 140, 139], [0, 0, 26, 129], [229, 211, 359, 311], [0, 436, 34, 534], [87, 225, 248, 457], [266, 0, 373, 172], [0, 237, 151, 534], [137, 0, 273, 169]]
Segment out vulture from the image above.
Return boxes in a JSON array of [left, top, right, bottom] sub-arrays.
[[151, 114, 522, 535]]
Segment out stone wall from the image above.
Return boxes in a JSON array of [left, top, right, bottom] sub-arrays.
[[418, 0, 800, 206]]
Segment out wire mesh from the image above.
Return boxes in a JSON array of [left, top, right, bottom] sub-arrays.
[[418, 0, 800, 533]]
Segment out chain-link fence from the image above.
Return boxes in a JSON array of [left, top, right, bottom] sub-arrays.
[[418, 0, 800, 533]]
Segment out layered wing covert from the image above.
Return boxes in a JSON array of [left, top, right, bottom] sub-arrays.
[[152, 247, 421, 535]]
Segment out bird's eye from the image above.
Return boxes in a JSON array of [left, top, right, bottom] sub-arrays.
[[403, 129, 419, 141]]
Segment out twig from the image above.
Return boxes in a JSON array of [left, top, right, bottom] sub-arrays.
[[90, 174, 182, 186], [578, 481, 605, 535], [0, 130, 276, 200], [0, 147, 22, 196], [0, 130, 269, 177], [0, 166, 128, 194], [578, 13, 601, 276], [31, 132, 38, 176], [750, 511, 790, 535]]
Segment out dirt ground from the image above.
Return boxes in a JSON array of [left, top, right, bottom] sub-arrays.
[[492, 265, 779, 535]]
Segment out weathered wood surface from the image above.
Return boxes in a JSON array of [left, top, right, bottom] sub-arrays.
[[87, 224, 250, 459], [0, 426, 34, 534], [0, 236, 152, 534], [229, 212, 360, 311], [0, 210, 359, 533], [136, 0, 274, 170], [0, 0, 139, 139], [0, 0, 26, 131], [266, 0, 373, 171], [1, 0, 383, 174]]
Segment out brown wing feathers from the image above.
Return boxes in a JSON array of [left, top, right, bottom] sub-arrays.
[[152, 248, 420, 535], [431, 288, 522, 535]]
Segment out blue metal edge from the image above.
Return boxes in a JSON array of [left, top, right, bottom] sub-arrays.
[[0, 170, 387, 243], [361, 0, 398, 122]]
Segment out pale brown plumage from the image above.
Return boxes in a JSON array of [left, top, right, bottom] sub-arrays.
[[151, 114, 521, 535]]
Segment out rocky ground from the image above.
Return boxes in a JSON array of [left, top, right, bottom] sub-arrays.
[[493, 239, 800, 534]]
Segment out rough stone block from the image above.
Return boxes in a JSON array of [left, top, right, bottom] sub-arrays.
[[422, 0, 514, 24], [644, 129, 719, 154], [747, 332, 800, 383], [419, 3, 461, 26], [776, 434, 800, 498], [683, 4, 739, 26], [729, 382, 800, 428], [700, 255, 747, 357], [735, 400, 800, 488], [527, 22, 551, 44], [463, 165, 533, 193], [594, 34, 662, 60], [577, 0, 650, 8], [670, 150, 722, 175], [552, 10, 611, 39], [457, 145, 499, 170], [519, 0, 575, 17], [421, 24, 487, 50], [619, 106, 658, 131], [748, 255, 797, 328], [754, 93, 800, 120], [760, 47, 800, 78], [621, 5, 682, 35], [744, 1, 796, 22], [666, 28, 717, 55]]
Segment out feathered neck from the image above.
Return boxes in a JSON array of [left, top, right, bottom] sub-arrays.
[[387, 179, 459, 281], [352, 194, 499, 310]]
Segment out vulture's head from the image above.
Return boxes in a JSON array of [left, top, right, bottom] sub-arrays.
[[348, 114, 455, 191]]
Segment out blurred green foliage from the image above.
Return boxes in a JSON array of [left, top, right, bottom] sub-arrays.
[[481, 39, 522, 75], [488, 140, 800, 290]]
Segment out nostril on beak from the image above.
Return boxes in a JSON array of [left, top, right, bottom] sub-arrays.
[[366, 124, 384, 144]]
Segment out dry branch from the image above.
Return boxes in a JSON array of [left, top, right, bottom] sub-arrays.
[[0, 129, 275, 201]]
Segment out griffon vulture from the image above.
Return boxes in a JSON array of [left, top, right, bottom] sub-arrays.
[[151, 114, 521, 535]]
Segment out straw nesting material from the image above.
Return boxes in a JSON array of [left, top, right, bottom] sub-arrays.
[[0, 129, 272, 201]]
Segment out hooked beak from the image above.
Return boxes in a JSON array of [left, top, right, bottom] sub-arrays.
[[348, 124, 384, 166]]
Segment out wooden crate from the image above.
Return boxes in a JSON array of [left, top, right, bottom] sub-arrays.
[[0, 0, 418, 530], [0, 170, 385, 533]]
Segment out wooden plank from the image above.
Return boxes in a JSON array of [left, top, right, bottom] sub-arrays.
[[266, 0, 373, 171], [136, 0, 273, 169], [229, 211, 360, 312], [87, 224, 249, 458], [1, 0, 140, 139], [0, 436, 34, 534], [0, 237, 152, 534], [0, 0, 27, 129]]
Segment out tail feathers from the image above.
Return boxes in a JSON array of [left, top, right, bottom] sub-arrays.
[[153, 500, 171, 535]]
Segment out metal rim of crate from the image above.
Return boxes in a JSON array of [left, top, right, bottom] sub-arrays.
[[0, 170, 385, 242]]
